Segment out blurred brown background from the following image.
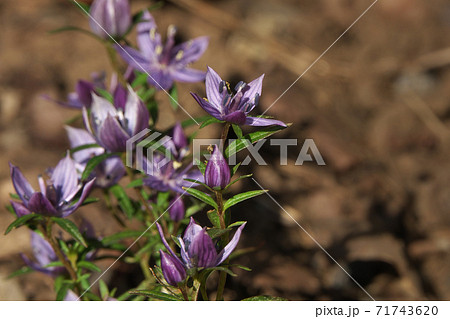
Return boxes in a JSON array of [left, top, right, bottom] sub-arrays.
[[1, 0, 450, 300]]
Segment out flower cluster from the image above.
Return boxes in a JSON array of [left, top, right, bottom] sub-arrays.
[[5, 0, 288, 301]]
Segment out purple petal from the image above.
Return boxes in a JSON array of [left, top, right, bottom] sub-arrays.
[[76, 80, 95, 108], [188, 228, 218, 268], [10, 201, 31, 217], [146, 65, 174, 90], [89, 0, 130, 39], [171, 36, 209, 66], [169, 195, 185, 222], [60, 178, 95, 218], [205, 67, 224, 108], [31, 232, 57, 266], [215, 222, 246, 266], [124, 86, 149, 135], [115, 45, 151, 71], [113, 85, 128, 110], [156, 223, 181, 262], [183, 217, 203, 246], [172, 122, 187, 151], [51, 153, 80, 203], [64, 290, 79, 301], [191, 93, 223, 119], [245, 117, 287, 127], [9, 163, 34, 205], [98, 115, 130, 152], [136, 11, 161, 61], [28, 192, 58, 216], [223, 110, 247, 125], [204, 146, 230, 189], [160, 250, 186, 286], [94, 156, 125, 188], [241, 74, 264, 111], [65, 126, 102, 164], [21, 254, 54, 276], [90, 94, 117, 135], [170, 68, 206, 83]]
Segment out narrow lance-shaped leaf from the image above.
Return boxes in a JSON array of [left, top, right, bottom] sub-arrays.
[[109, 184, 135, 219], [225, 124, 289, 158], [51, 217, 87, 247], [223, 190, 268, 211], [4, 214, 41, 235], [182, 187, 218, 210], [81, 152, 120, 181], [128, 290, 184, 301]]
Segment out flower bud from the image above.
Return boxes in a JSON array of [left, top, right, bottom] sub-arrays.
[[89, 0, 131, 39], [169, 195, 185, 222], [204, 146, 230, 189], [160, 250, 186, 286]]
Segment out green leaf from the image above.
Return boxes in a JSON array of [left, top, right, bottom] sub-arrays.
[[223, 190, 267, 211], [182, 188, 218, 210], [200, 116, 225, 129], [69, 143, 100, 155], [230, 264, 252, 271], [49, 26, 101, 41], [242, 295, 288, 301], [232, 124, 243, 139], [110, 185, 135, 218], [77, 261, 101, 273], [51, 217, 87, 247], [181, 115, 211, 128], [227, 221, 246, 228], [183, 178, 212, 191], [185, 201, 206, 218], [7, 266, 33, 279], [95, 88, 114, 103], [231, 163, 241, 176], [168, 85, 179, 110], [128, 290, 183, 301], [99, 280, 109, 300], [207, 228, 230, 239], [81, 152, 119, 181], [44, 261, 64, 268], [9, 193, 20, 200], [224, 173, 252, 190], [225, 125, 289, 158], [207, 211, 221, 228], [195, 160, 206, 175], [55, 284, 70, 301], [4, 214, 41, 235], [126, 178, 143, 188], [131, 72, 150, 88], [208, 266, 237, 277], [101, 230, 144, 245]]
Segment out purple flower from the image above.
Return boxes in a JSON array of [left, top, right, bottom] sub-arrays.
[[116, 11, 208, 90], [165, 122, 189, 162], [65, 126, 125, 188], [142, 153, 203, 193], [21, 232, 65, 277], [9, 154, 95, 218], [157, 218, 246, 269], [82, 86, 149, 152], [191, 67, 287, 127], [169, 195, 185, 222], [204, 145, 230, 190], [89, 0, 131, 40], [160, 250, 187, 286]]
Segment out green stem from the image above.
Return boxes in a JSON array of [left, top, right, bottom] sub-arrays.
[[103, 190, 126, 227], [220, 123, 231, 150], [105, 42, 127, 86], [39, 221, 81, 295]]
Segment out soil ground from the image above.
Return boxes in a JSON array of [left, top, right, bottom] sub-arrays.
[[1, 0, 450, 300]]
